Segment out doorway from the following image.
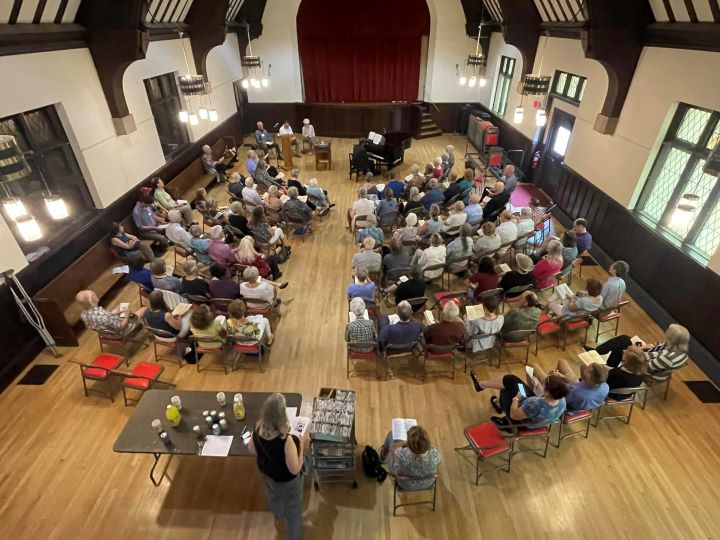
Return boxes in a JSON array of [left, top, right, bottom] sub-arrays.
[[545, 108, 576, 163]]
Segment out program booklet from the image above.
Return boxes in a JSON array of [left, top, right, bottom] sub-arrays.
[[172, 303, 193, 317], [388, 314, 401, 325], [391, 418, 417, 441], [497, 263, 511, 274], [465, 304, 486, 321], [348, 309, 369, 322], [555, 283, 574, 299], [424, 310, 436, 325], [578, 350, 610, 365]]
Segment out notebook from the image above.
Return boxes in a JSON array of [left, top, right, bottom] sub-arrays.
[[465, 304, 485, 320], [391, 418, 417, 441]]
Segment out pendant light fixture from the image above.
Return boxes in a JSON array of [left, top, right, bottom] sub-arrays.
[[535, 109, 547, 127], [15, 214, 42, 242], [240, 23, 271, 91], [176, 30, 217, 125], [672, 194, 701, 225], [513, 103, 524, 125], [520, 32, 551, 126], [458, 4, 488, 88], [2, 194, 26, 221]]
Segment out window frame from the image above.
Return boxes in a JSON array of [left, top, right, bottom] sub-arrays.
[[551, 70, 587, 105], [490, 55, 516, 118], [635, 102, 720, 263], [144, 72, 190, 161]]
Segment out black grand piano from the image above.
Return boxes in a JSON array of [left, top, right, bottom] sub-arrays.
[[356, 131, 413, 172]]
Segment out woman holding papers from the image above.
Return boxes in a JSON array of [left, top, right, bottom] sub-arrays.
[[424, 301, 465, 346], [532, 240, 564, 290], [547, 278, 603, 318], [380, 424, 440, 490], [464, 296, 504, 352], [248, 393, 308, 540]]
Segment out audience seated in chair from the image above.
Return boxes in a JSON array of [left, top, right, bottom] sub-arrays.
[[264, 185, 283, 211], [573, 218, 593, 254], [140, 289, 190, 340], [227, 202, 251, 236], [606, 346, 647, 399], [245, 149, 258, 176], [250, 206, 286, 246], [464, 296, 503, 353], [241, 266, 283, 306], [378, 300, 423, 350], [180, 260, 210, 297], [530, 359, 609, 412], [467, 256, 500, 303], [482, 182, 511, 222], [401, 187, 424, 216], [423, 180, 444, 210], [151, 258, 181, 293], [237, 236, 285, 282], [533, 240, 563, 290], [132, 195, 169, 251], [432, 157, 443, 179], [501, 292, 542, 340], [592, 324, 690, 383], [363, 173, 381, 197], [127, 251, 153, 291], [348, 186, 376, 229], [253, 159, 284, 190], [547, 278, 603, 318], [353, 237, 381, 274], [345, 297, 377, 352], [226, 299, 273, 346], [228, 172, 245, 199], [208, 262, 241, 299], [424, 301, 465, 346], [386, 171, 405, 199], [110, 221, 155, 263], [446, 223, 473, 274], [418, 204, 443, 240], [602, 260, 629, 308], [242, 177, 264, 207], [495, 211, 518, 256], [284, 187, 313, 224], [393, 213, 420, 243], [151, 177, 194, 226], [470, 371, 568, 430], [166, 209, 192, 250], [384, 265, 426, 306], [412, 233, 446, 281], [356, 214, 384, 246], [442, 172, 462, 205], [208, 225, 239, 266], [254, 121, 280, 160], [194, 188, 223, 221], [347, 266, 376, 300], [382, 238, 411, 276], [380, 425, 441, 490], [306, 178, 334, 213], [376, 188, 399, 219], [472, 222, 501, 257], [464, 193, 483, 224], [514, 207, 535, 238], [201, 143, 237, 181], [501, 164, 518, 194], [188, 224, 211, 265], [443, 201, 467, 231], [499, 254, 534, 298], [190, 304, 226, 349], [77, 289, 142, 337]]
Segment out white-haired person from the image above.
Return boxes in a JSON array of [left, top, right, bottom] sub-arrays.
[[165, 209, 192, 250], [76, 289, 142, 336], [352, 237, 381, 274], [401, 186, 424, 216], [240, 266, 282, 306], [411, 233, 446, 281], [151, 177, 194, 226], [201, 143, 236, 181], [301, 118, 315, 150], [355, 214, 384, 246], [228, 172, 245, 199], [495, 210, 519, 256], [284, 186, 313, 224], [378, 300, 423, 351], [424, 300, 465, 346], [345, 296, 377, 352], [253, 159, 284, 190], [207, 225, 239, 266], [306, 178, 334, 213], [242, 177, 264, 207], [432, 156, 443, 178], [392, 212, 419, 243], [514, 207, 535, 237], [464, 193, 483, 224], [249, 205, 286, 246], [440, 152, 450, 175], [348, 185, 376, 229], [236, 235, 286, 283], [264, 185, 283, 211], [446, 144, 456, 172], [247, 393, 308, 540], [188, 224, 212, 265], [443, 201, 468, 231]]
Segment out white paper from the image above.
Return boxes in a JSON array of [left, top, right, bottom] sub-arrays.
[[525, 365, 534, 379], [298, 195, 308, 203], [556, 283, 574, 299], [398, 276, 409, 283], [112, 265, 129, 275], [404, 174, 414, 182], [372, 133, 383, 145], [280, 194, 290, 204], [156, 224, 169, 230], [176, 199, 188, 205], [424, 310, 436, 325], [368, 131, 377, 140], [375, 184, 386, 192], [172, 303, 192, 317], [201, 435, 234, 457], [481, 196, 491, 204], [290, 416, 310, 438], [119, 303, 129, 313], [466, 304, 485, 320], [578, 350, 609, 365], [392, 418, 417, 441], [275, 172, 285, 180], [630, 335, 646, 347], [388, 314, 401, 325], [286, 407, 297, 426], [497, 263, 511, 274], [348, 309, 369, 322]]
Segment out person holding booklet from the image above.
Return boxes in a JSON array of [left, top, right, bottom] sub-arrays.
[[547, 278, 604, 318], [499, 253, 535, 298], [501, 292, 543, 340], [380, 423, 440, 491], [464, 296, 504, 352], [346, 297, 377, 352], [606, 346, 647, 399], [378, 301, 423, 350], [529, 359, 609, 412], [424, 301, 466, 347], [247, 393, 308, 540]]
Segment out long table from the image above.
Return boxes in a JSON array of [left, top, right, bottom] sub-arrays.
[[113, 389, 302, 486]]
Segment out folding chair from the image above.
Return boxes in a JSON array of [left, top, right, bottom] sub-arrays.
[[504, 421, 555, 460], [384, 266, 411, 288], [346, 341, 380, 379], [228, 335, 265, 372], [592, 385, 647, 426], [382, 342, 421, 381], [121, 361, 165, 406], [172, 244, 194, 267], [498, 329, 535, 366], [211, 298, 236, 316], [443, 256, 471, 289], [138, 284, 151, 307], [245, 298, 277, 318], [422, 263, 446, 290], [552, 409, 593, 448], [146, 327, 184, 368], [455, 422, 512, 484], [378, 210, 400, 232], [501, 284, 533, 312], [535, 312, 563, 354], [476, 287, 504, 307], [405, 296, 429, 315], [392, 473, 438, 516], [592, 300, 629, 343], [422, 341, 458, 380], [190, 336, 229, 374], [463, 332, 499, 371], [534, 272, 561, 298], [185, 294, 212, 305], [95, 322, 147, 354], [429, 290, 465, 314], [77, 353, 126, 402], [560, 310, 592, 349]]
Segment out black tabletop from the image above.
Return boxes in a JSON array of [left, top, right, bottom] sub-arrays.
[[113, 390, 302, 456]]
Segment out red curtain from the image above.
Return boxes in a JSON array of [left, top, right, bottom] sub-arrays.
[[297, 0, 430, 103]]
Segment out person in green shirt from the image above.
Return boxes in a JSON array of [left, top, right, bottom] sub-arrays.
[[501, 292, 542, 342], [151, 177, 194, 226]]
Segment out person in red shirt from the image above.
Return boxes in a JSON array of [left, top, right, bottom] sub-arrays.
[[467, 256, 500, 302], [424, 301, 466, 346]]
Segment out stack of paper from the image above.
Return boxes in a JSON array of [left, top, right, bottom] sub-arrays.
[[465, 304, 485, 321], [201, 435, 234, 457]]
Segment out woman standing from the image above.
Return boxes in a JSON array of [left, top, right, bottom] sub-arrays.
[[248, 393, 307, 540]]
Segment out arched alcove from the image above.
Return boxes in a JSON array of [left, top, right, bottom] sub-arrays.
[[297, 0, 430, 102]]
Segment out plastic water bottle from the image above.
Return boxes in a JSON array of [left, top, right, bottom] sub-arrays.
[[217, 392, 226, 407], [170, 395, 182, 411], [205, 415, 214, 427], [212, 423, 221, 436], [233, 393, 245, 420], [165, 404, 181, 427], [219, 419, 228, 432], [151, 419, 163, 433]]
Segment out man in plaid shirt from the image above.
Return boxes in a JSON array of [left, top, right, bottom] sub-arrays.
[[345, 297, 376, 352]]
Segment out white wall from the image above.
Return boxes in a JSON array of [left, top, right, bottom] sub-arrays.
[[0, 35, 243, 274]]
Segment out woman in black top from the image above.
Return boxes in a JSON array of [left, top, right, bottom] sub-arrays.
[[606, 346, 647, 399], [141, 291, 181, 335], [500, 253, 535, 298], [248, 393, 307, 540], [179, 260, 210, 298]]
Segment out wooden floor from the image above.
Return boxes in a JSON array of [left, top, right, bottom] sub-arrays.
[[1, 134, 719, 540]]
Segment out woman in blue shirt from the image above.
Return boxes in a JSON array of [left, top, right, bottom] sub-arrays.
[[126, 252, 153, 291], [602, 260, 629, 308]]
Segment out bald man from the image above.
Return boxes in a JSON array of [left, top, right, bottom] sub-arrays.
[[502, 164, 518, 194], [76, 290, 141, 336]]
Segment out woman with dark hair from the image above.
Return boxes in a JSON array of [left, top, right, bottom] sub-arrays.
[[126, 251, 153, 291], [470, 371, 568, 429], [141, 290, 182, 335], [109, 221, 154, 262], [561, 230, 579, 269], [467, 256, 500, 302], [189, 304, 226, 349], [208, 263, 241, 299]]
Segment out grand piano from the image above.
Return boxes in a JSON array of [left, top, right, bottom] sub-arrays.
[[363, 131, 413, 169]]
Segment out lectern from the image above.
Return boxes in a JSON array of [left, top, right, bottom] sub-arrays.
[[278, 134, 294, 170]]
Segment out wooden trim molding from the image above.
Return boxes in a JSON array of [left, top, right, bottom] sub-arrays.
[[185, 0, 230, 80], [498, 0, 542, 78], [644, 22, 720, 53], [0, 23, 87, 56]]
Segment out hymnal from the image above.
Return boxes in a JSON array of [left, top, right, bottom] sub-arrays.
[[424, 310, 436, 325], [348, 309, 369, 322], [555, 283, 574, 299], [465, 304, 485, 320], [172, 303, 192, 317], [391, 418, 417, 441]]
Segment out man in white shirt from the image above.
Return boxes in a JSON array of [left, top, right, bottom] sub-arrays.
[[515, 207, 535, 237], [301, 118, 316, 151], [278, 121, 302, 157], [242, 177, 264, 207], [443, 201, 468, 231], [165, 209, 192, 250], [348, 186, 376, 229], [496, 210, 518, 256]]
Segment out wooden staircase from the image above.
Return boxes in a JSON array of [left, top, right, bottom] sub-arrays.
[[416, 102, 443, 139]]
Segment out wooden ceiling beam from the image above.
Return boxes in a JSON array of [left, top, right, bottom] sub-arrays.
[[185, 0, 230, 81], [582, 0, 654, 135], [498, 0, 542, 78], [75, 0, 149, 136]]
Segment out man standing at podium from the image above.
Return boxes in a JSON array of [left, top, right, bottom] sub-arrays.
[[279, 121, 302, 158], [255, 121, 280, 160]]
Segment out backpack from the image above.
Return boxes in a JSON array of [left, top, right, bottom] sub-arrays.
[[361, 445, 387, 483]]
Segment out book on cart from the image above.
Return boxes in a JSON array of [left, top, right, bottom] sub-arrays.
[[392, 418, 417, 441]]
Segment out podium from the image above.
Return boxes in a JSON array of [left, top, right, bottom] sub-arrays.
[[278, 134, 294, 171]]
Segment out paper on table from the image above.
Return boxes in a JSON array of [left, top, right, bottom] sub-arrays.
[[388, 314, 401, 325], [391, 418, 417, 441], [112, 265, 129, 275], [465, 304, 485, 320], [201, 435, 234, 457], [348, 309, 369, 322]]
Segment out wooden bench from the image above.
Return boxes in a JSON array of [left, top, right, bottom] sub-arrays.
[[168, 137, 236, 202], [33, 233, 129, 346]]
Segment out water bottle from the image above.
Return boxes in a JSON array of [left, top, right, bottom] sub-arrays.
[[217, 392, 226, 407], [170, 395, 182, 411], [205, 415, 214, 427], [165, 404, 181, 427], [219, 419, 228, 432], [212, 423, 221, 436], [193, 425, 203, 438], [151, 419, 163, 433], [210, 410, 218, 422], [233, 393, 246, 420]]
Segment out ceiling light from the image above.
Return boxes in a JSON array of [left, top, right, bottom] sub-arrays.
[[535, 109, 547, 127], [189, 114, 199, 126], [208, 109, 218, 122], [198, 107, 208, 120], [16, 214, 42, 242], [2, 196, 26, 221], [44, 194, 69, 220], [179, 110, 189, 123]]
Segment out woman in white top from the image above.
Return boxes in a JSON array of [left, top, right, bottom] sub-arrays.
[[473, 222, 502, 257], [443, 201, 468, 231], [601, 260, 629, 308], [446, 223, 474, 273], [301, 118, 315, 148], [413, 233, 446, 280], [393, 212, 419, 242], [240, 266, 278, 306], [514, 207, 536, 237], [417, 204, 443, 239]]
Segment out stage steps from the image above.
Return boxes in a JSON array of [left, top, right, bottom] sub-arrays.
[[416, 103, 442, 139]]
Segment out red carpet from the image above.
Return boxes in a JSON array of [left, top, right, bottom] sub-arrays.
[[511, 183, 552, 208]]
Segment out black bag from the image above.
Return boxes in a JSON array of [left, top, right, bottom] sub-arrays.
[[274, 245, 292, 264], [361, 445, 387, 483]]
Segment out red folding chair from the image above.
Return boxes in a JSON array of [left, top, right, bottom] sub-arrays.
[[552, 409, 593, 448], [77, 353, 126, 402], [455, 422, 512, 484], [121, 362, 164, 406], [346, 341, 380, 379], [422, 343, 457, 380], [228, 335, 266, 372]]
